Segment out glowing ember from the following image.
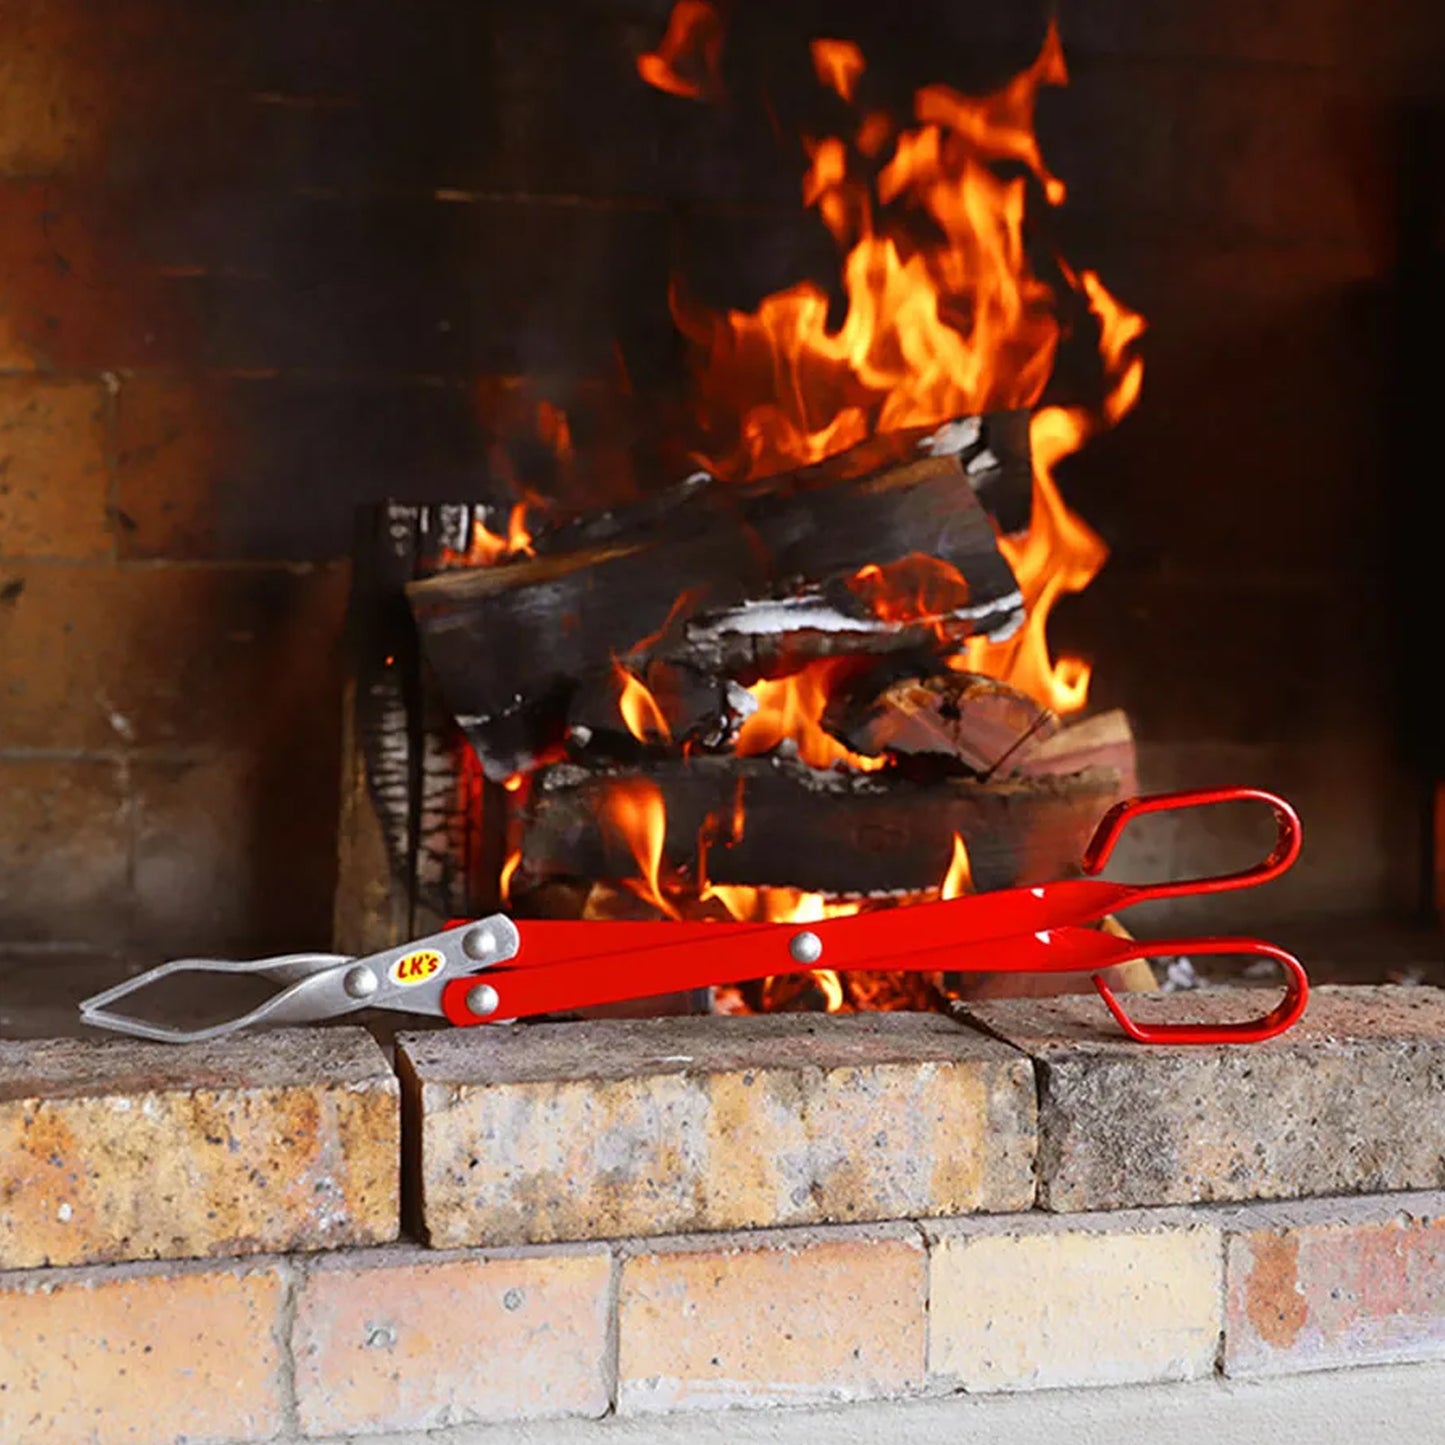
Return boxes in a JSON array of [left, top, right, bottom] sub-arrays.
[[847, 554, 974, 643]]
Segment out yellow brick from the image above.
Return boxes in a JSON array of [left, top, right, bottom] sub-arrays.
[[0, 1261, 286, 1445], [0, 1029, 399, 1267], [293, 1247, 613, 1434], [618, 1226, 925, 1412], [928, 1218, 1223, 1390], [400, 1014, 1036, 1248]]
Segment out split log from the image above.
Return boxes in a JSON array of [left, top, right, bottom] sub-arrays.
[[407, 413, 1029, 779], [1018, 708, 1138, 795], [515, 752, 1130, 898], [823, 667, 1059, 776]]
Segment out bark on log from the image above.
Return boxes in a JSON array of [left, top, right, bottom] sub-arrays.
[[407, 414, 1029, 779], [516, 752, 1129, 898]]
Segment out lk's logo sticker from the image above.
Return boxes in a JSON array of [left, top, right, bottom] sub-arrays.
[[390, 949, 443, 987]]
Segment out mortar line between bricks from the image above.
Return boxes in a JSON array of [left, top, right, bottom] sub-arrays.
[[1213, 1225, 1229, 1378], [912, 1220, 935, 1391], [275, 1256, 303, 1439], [601, 1245, 622, 1416]]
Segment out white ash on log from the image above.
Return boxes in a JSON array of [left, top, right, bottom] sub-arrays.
[[514, 748, 1132, 899], [406, 413, 1029, 779]]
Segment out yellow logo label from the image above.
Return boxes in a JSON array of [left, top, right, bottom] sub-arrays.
[[390, 949, 443, 987]]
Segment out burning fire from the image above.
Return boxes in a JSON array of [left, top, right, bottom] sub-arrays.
[[474, 17, 1147, 1015], [654, 16, 1143, 716], [595, 774, 975, 1012], [737, 660, 887, 773], [440, 500, 535, 568]]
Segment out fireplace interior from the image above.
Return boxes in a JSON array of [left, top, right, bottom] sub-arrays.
[[1, 0, 1443, 1034]]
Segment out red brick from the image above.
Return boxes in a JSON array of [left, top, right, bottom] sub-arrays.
[[0, 559, 349, 751], [1224, 1194, 1445, 1376], [0, 377, 111, 558], [0, 1259, 288, 1445], [0, 756, 130, 943], [292, 1246, 614, 1434], [617, 1225, 926, 1412]]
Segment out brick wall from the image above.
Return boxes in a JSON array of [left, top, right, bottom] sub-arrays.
[[3, 996, 1445, 1441], [0, 0, 1438, 955]]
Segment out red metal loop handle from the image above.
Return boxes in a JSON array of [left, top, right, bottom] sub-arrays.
[[1092, 938, 1309, 1045], [1081, 786, 1302, 906]]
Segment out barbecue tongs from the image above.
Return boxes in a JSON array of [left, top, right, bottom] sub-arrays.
[[80, 787, 1310, 1047]]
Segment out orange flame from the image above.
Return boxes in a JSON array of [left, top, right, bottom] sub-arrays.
[[941, 833, 974, 900], [601, 779, 680, 918], [637, 0, 725, 101], [447, 502, 535, 568], [661, 18, 1143, 715], [499, 848, 522, 904], [957, 272, 1143, 712], [672, 21, 1069, 483], [736, 659, 887, 772], [614, 659, 673, 743], [812, 39, 864, 102], [848, 554, 974, 643]]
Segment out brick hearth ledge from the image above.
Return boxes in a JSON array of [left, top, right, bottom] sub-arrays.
[[0, 985, 1442, 1443]]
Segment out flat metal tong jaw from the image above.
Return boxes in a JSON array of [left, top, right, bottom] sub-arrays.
[[77, 917, 521, 1044]]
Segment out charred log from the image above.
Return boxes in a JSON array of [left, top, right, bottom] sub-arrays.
[[407, 414, 1029, 779], [516, 751, 1130, 898]]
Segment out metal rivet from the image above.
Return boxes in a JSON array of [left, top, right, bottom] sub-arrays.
[[344, 965, 379, 1000], [789, 930, 823, 965], [466, 982, 501, 1018], [462, 927, 497, 961]]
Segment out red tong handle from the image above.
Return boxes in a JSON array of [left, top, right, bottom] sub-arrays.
[[1082, 786, 1302, 903]]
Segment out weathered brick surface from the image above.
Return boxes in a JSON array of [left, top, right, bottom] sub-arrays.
[[0, 756, 130, 942], [292, 1244, 613, 1434], [927, 1211, 1223, 1390], [130, 745, 342, 953], [1223, 1192, 1445, 1377], [0, 1027, 398, 1267], [0, 1258, 287, 1445], [0, 377, 111, 558], [963, 985, 1445, 1211], [0, 559, 349, 751], [398, 1013, 1036, 1249], [617, 1224, 925, 1412]]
